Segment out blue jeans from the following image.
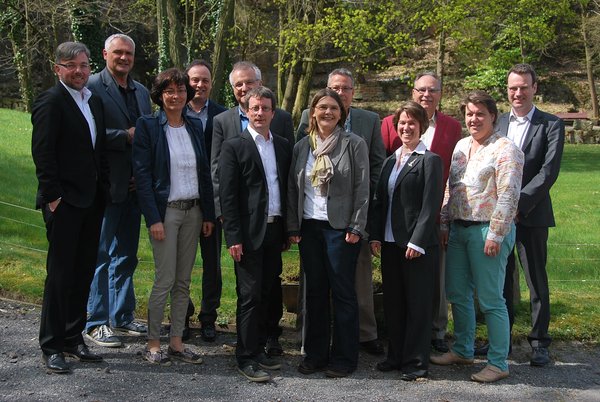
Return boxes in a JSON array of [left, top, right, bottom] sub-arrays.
[[86, 193, 141, 331], [446, 222, 515, 371], [299, 219, 361, 371]]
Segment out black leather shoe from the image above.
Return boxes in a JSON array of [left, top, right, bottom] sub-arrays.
[[42, 353, 71, 374], [298, 360, 326, 375], [400, 370, 428, 381], [431, 339, 449, 353], [325, 366, 354, 378], [360, 339, 384, 355], [530, 346, 550, 366], [376, 360, 398, 372], [200, 323, 216, 342], [265, 337, 283, 356], [64, 344, 103, 362]]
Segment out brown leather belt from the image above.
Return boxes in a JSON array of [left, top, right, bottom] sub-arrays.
[[167, 199, 200, 210]]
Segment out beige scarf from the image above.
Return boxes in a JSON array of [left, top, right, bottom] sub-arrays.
[[309, 126, 341, 196]]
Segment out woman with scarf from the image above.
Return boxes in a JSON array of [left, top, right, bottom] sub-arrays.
[[287, 88, 370, 378]]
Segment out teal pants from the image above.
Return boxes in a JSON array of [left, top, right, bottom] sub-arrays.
[[446, 222, 515, 372]]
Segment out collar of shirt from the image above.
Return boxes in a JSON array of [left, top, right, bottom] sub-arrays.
[[430, 111, 437, 128], [509, 105, 536, 123], [247, 125, 273, 143], [344, 108, 352, 132], [61, 80, 92, 102], [238, 105, 248, 119], [394, 140, 427, 160]]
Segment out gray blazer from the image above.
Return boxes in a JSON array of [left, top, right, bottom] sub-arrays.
[[296, 107, 385, 195], [496, 108, 564, 227], [211, 106, 294, 217], [287, 131, 370, 238], [87, 68, 152, 203]]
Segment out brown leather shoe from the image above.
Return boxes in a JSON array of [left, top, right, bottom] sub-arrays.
[[430, 351, 474, 366], [471, 364, 509, 382]]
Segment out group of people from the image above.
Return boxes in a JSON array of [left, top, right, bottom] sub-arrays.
[[31, 33, 564, 385]]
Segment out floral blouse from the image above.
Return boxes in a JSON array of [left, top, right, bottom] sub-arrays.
[[440, 133, 524, 243]]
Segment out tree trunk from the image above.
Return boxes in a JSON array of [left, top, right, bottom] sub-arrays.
[[582, 11, 599, 124], [156, 0, 171, 71], [166, 0, 185, 68], [292, 52, 317, 125], [436, 27, 446, 112], [281, 61, 300, 113], [211, 0, 235, 105]]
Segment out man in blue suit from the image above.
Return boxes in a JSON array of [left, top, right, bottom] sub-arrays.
[[85, 34, 152, 347], [184, 59, 227, 342]]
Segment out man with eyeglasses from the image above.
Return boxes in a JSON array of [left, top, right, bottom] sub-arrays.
[[219, 87, 292, 381], [381, 72, 462, 354], [32, 42, 110, 373], [212, 61, 294, 356], [296, 68, 386, 356], [85, 34, 152, 349]]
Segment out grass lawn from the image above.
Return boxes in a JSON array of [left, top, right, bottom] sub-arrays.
[[1, 107, 599, 342]]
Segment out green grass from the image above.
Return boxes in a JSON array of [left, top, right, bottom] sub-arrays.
[[1, 107, 599, 342]]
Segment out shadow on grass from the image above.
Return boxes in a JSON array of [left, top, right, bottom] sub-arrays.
[[560, 145, 600, 173]]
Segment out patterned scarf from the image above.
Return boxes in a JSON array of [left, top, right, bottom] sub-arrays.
[[309, 126, 341, 196]]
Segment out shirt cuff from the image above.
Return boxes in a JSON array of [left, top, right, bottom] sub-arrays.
[[407, 242, 425, 255]]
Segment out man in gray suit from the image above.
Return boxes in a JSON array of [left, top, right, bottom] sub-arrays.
[[296, 68, 386, 355], [85, 34, 152, 347], [211, 61, 294, 356], [497, 63, 564, 367]]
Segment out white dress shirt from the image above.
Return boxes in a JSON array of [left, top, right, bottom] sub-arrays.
[[507, 106, 536, 150], [421, 112, 437, 150], [61, 81, 96, 148], [302, 137, 328, 221], [247, 126, 281, 217], [165, 125, 199, 201]]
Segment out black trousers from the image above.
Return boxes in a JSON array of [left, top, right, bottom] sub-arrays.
[[234, 220, 283, 367], [381, 242, 436, 373], [39, 197, 104, 355], [503, 225, 552, 348]]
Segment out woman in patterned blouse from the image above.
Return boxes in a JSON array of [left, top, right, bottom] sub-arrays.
[[431, 91, 524, 383]]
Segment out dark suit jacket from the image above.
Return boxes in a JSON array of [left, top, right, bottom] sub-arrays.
[[369, 150, 442, 249], [287, 130, 370, 238], [496, 108, 564, 227], [380, 111, 462, 186], [296, 107, 385, 196], [211, 106, 294, 217], [186, 100, 227, 158], [87, 68, 151, 203], [132, 111, 215, 227], [219, 129, 292, 251], [31, 82, 109, 209]]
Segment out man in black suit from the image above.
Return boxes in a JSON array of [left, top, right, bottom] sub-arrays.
[[184, 59, 227, 342], [85, 34, 152, 348], [219, 87, 292, 382], [32, 42, 109, 373], [497, 63, 565, 366], [212, 61, 294, 355]]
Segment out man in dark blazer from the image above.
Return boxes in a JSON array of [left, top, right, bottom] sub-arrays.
[[32, 42, 109, 373], [85, 34, 152, 347], [497, 63, 565, 367], [219, 87, 292, 382], [296, 68, 386, 355], [381, 72, 462, 353], [211, 61, 293, 355], [184, 59, 227, 342]]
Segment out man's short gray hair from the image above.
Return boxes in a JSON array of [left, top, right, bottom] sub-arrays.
[[55, 42, 90, 63], [104, 33, 136, 53], [328, 68, 354, 86], [414, 71, 441, 87], [229, 61, 262, 86]]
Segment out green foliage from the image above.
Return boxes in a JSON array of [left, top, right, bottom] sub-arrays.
[[70, 4, 104, 73], [464, 48, 523, 98]]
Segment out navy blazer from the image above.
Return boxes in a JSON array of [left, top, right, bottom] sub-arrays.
[[87, 68, 152, 202], [32, 83, 109, 209], [369, 149, 442, 249], [132, 111, 215, 227], [496, 108, 564, 227], [219, 129, 292, 251]]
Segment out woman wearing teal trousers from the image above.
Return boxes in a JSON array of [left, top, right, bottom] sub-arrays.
[[432, 91, 524, 383]]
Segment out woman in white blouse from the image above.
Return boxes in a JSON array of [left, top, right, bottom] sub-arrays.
[[133, 68, 214, 366], [431, 91, 524, 383]]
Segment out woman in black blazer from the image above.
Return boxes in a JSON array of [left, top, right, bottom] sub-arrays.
[[369, 101, 442, 381]]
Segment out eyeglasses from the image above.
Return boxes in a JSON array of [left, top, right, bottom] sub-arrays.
[[315, 105, 340, 112], [56, 63, 91, 71], [233, 79, 258, 89], [413, 87, 441, 94], [163, 89, 188, 97], [248, 106, 272, 113], [328, 86, 353, 93]]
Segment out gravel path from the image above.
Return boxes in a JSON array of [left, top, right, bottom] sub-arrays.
[[1, 298, 599, 401]]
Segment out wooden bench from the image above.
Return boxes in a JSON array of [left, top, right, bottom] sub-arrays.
[[556, 112, 600, 143]]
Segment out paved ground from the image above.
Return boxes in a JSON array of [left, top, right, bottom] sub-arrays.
[[1, 298, 599, 401]]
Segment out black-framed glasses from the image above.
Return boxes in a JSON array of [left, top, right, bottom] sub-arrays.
[[55, 63, 91, 71]]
